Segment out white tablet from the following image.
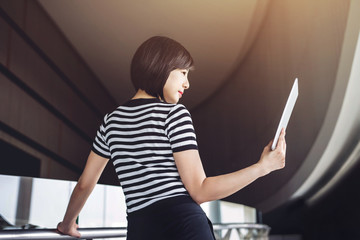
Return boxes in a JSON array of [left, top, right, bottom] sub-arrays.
[[271, 78, 299, 150]]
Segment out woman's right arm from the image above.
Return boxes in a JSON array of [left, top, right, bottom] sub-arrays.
[[57, 151, 109, 238], [174, 129, 287, 204]]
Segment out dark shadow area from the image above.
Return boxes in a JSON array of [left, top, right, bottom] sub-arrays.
[[0, 139, 40, 177], [264, 157, 360, 240], [263, 198, 306, 236]]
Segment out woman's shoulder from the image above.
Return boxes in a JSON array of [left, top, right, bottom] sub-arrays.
[[106, 99, 186, 116]]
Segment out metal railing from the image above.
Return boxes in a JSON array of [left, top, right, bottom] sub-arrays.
[[213, 223, 270, 240], [0, 227, 127, 240], [0, 223, 270, 240]]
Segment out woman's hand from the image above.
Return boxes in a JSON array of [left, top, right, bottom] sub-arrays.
[[257, 128, 287, 176], [57, 221, 81, 238]]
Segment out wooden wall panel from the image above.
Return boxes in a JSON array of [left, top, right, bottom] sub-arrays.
[[1, 75, 60, 157], [0, 0, 26, 30], [46, 157, 80, 180], [9, 32, 99, 139], [0, 73, 90, 170], [0, 18, 8, 65], [25, 1, 116, 114], [0, 1, 117, 184], [58, 122, 92, 169], [0, 74, 11, 119]]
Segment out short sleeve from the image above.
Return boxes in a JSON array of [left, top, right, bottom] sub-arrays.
[[165, 104, 198, 153], [92, 114, 111, 158]]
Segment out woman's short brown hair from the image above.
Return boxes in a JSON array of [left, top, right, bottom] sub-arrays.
[[130, 36, 194, 99]]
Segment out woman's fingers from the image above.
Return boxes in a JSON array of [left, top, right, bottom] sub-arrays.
[[74, 224, 81, 238], [277, 128, 286, 151], [72, 229, 81, 238], [57, 222, 81, 238]]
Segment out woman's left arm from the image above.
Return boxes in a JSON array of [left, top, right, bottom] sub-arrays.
[[57, 151, 109, 238]]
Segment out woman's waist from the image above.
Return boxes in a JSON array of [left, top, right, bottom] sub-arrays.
[[127, 195, 199, 219]]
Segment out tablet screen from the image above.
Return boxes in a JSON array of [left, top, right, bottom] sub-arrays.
[[271, 78, 299, 150]]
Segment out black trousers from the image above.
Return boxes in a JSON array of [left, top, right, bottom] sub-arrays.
[[126, 196, 216, 240]]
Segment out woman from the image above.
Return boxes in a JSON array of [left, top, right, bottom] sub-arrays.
[[57, 36, 286, 240]]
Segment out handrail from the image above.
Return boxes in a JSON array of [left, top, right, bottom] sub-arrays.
[[0, 223, 270, 239], [213, 223, 270, 240], [0, 227, 127, 240], [213, 223, 270, 231]]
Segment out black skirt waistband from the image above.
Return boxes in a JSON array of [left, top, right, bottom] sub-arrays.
[[127, 195, 195, 218]]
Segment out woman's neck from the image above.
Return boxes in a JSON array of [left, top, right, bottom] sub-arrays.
[[132, 89, 157, 100]]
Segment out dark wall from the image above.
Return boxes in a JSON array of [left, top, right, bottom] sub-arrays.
[[0, 0, 118, 184]]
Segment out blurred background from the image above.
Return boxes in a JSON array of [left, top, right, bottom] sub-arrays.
[[0, 0, 359, 239]]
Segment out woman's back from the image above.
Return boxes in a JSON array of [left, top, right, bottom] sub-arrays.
[[92, 98, 198, 214]]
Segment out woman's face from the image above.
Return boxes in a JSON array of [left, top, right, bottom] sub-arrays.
[[163, 69, 190, 104]]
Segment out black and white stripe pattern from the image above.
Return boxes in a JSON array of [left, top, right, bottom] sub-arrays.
[[92, 98, 198, 213]]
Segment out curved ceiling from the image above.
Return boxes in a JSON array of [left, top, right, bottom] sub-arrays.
[[38, 0, 360, 213], [190, 0, 358, 213], [38, 0, 269, 108]]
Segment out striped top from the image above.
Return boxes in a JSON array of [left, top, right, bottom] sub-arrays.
[[92, 98, 198, 214]]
